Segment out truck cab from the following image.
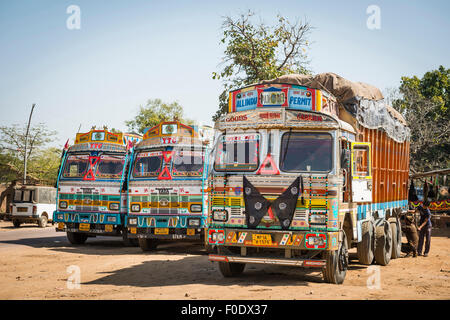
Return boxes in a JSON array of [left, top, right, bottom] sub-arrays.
[[207, 80, 409, 284], [53, 128, 141, 245], [126, 121, 213, 251]]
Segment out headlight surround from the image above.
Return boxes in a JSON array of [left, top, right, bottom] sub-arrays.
[[128, 218, 138, 226], [310, 214, 327, 224], [212, 209, 228, 222], [57, 214, 64, 220], [190, 204, 202, 212], [59, 201, 68, 209], [188, 218, 201, 227], [131, 204, 141, 212], [109, 203, 120, 211]]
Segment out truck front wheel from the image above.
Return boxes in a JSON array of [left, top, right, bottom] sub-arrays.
[[323, 231, 348, 284], [67, 232, 88, 245], [138, 238, 158, 252], [218, 261, 246, 277]]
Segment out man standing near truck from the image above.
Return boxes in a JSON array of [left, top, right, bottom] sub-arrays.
[[417, 202, 432, 257]]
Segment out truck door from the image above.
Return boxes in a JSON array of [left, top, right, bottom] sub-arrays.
[[351, 142, 372, 202]]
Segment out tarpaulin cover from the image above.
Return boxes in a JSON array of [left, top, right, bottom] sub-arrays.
[[261, 72, 410, 142]]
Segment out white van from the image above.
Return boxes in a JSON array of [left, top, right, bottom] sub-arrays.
[[11, 186, 56, 228]]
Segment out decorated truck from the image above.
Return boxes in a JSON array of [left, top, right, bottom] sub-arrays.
[[126, 121, 213, 252], [53, 127, 141, 245], [207, 73, 410, 284]]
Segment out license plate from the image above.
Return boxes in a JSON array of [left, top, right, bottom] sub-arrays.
[[130, 227, 137, 234], [79, 223, 90, 231], [154, 228, 169, 235], [17, 207, 28, 212], [104, 224, 113, 232], [252, 234, 272, 246], [186, 228, 195, 236], [58, 223, 65, 230]]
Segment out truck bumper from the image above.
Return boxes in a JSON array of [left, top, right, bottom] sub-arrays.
[[129, 227, 203, 240], [209, 254, 326, 268], [55, 222, 121, 236], [207, 227, 339, 251]]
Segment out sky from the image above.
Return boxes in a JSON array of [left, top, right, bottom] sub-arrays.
[[0, 0, 449, 148]]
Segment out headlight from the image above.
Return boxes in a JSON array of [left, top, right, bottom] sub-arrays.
[[128, 218, 138, 226], [190, 204, 202, 212], [310, 214, 327, 224], [212, 232, 225, 242], [212, 210, 228, 222], [308, 236, 324, 246], [59, 201, 68, 209], [107, 216, 117, 223], [188, 218, 201, 227], [57, 214, 64, 220], [131, 204, 141, 212], [109, 203, 120, 211]]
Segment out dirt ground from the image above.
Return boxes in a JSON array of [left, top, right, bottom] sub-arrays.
[[0, 220, 449, 300]]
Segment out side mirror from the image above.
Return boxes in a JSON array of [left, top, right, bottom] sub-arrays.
[[340, 149, 351, 169]]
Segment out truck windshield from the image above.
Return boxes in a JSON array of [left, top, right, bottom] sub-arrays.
[[133, 151, 163, 178], [96, 154, 125, 179], [62, 154, 89, 178], [280, 132, 333, 172], [172, 149, 204, 177], [214, 133, 259, 172]]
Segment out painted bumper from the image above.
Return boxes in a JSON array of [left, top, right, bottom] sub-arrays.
[[208, 254, 326, 268], [207, 228, 340, 251]]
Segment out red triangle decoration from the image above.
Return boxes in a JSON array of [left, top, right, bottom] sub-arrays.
[[163, 151, 174, 162], [158, 166, 172, 180], [83, 156, 100, 181], [256, 153, 280, 175]]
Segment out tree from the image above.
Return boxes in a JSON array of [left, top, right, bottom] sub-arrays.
[[0, 123, 58, 184], [212, 11, 313, 121], [125, 99, 193, 135], [392, 66, 450, 172]]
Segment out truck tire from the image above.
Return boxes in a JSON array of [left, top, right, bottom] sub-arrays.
[[323, 231, 348, 284], [13, 219, 21, 228], [138, 238, 158, 252], [218, 261, 246, 277], [390, 219, 402, 259], [122, 231, 139, 247], [67, 232, 88, 245], [374, 221, 392, 266], [38, 215, 48, 228], [357, 220, 375, 265]]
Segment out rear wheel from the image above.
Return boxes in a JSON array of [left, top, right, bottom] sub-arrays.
[[390, 219, 402, 259], [38, 215, 48, 228], [12, 219, 21, 228], [357, 220, 375, 265], [138, 238, 158, 252], [375, 221, 392, 266], [67, 232, 88, 245], [323, 231, 348, 284]]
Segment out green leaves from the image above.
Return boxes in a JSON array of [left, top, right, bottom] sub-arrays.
[[125, 99, 193, 135], [393, 65, 450, 172], [212, 11, 313, 121]]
